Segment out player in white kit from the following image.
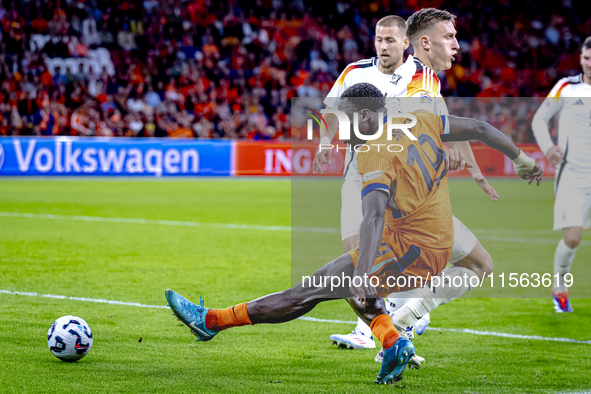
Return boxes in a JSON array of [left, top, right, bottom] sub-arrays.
[[532, 36, 591, 313], [314, 10, 501, 362]]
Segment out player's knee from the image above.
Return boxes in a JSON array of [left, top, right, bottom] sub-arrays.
[[456, 243, 494, 279], [480, 250, 494, 276], [563, 227, 582, 249], [472, 242, 494, 276], [564, 235, 581, 249]]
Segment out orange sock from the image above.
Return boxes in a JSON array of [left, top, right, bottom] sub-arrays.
[[370, 314, 400, 349], [205, 302, 252, 331]]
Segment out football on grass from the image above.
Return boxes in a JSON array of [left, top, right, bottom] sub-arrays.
[[47, 315, 93, 361]]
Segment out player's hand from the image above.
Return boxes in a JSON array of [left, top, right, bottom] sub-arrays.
[[472, 173, 499, 201], [350, 277, 377, 304], [445, 148, 474, 172], [546, 145, 564, 168], [312, 145, 333, 174], [512, 150, 542, 185], [522, 161, 543, 186]]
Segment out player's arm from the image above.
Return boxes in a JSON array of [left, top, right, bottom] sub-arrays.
[[442, 115, 543, 185], [312, 105, 340, 174], [448, 140, 499, 201], [427, 95, 498, 200], [320, 105, 339, 142], [351, 190, 387, 302], [532, 96, 564, 167]]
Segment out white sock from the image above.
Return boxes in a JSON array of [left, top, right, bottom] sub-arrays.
[[354, 316, 373, 337], [384, 288, 420, 315], [389, 286, 438, 328], [428, 265, 481, 304], [554, 239, 577, 293], [390, 266, 481, 328]]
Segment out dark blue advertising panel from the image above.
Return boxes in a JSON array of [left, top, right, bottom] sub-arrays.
[[0, 138, 232, 177]]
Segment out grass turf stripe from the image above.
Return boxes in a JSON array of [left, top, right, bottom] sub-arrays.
[[2, 289, 590, 345], [1, 211, 590, 245]]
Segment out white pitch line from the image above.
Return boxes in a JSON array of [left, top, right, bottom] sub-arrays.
[[1, 211, 590, 245], [423, 327, 591, 345], [556, 391, 591, 394], [0, 289, 169, 309], [474, 228, 563, 235], [2, 289, 591, 345], [298, 316, 357, 325], [0, 211, 298, 233], [477, 235, 591, 246], [0, 211, 339, 234]]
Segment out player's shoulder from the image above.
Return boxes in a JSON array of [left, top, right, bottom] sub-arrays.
[[548, 74, 583, 97], [341, 58, 377, 76], [376, 112, 444, 144], [392, 55, 417, 78], [565, 74, 583, 84], [407, 112, 444, 135], [413, 111, 441, 123], [402, 57, 440, 97], [350, 57, 378, 67], [333, 58, 377, 88]]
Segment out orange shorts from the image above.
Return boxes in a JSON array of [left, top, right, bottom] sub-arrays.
[[347, 232, 452, 297]]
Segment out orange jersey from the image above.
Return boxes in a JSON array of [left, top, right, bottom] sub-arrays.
[[356, 112, 453, 252]]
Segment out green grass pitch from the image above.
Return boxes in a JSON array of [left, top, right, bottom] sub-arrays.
[[1, 178, 590, 393]]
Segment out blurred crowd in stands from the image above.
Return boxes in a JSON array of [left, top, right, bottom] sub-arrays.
[[0, 0, 589, 141]]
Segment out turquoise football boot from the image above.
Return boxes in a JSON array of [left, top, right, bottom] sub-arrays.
[[165, 289, 218, 341], [374, 337, 415, 384]]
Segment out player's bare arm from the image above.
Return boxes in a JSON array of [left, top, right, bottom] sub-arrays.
[[351, 189, 387, 303], [443, 116, 543, 185], [444, 146, 473, 172], [532, 96, 565, 168], [449, 140, 499, 201]]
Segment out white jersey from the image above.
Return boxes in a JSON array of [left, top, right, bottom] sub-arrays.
[[532, 74, 591, 171], [324, 56, 447, 116]]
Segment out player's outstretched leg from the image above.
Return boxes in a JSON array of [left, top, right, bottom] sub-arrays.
[[387, 241, 490, 347], [166, 252, 416, 383], [166, 253, 355, 341], [376, 242, 490, 366], [330, 233, 377, 349], [347, 297, 415, 384], [376, 218, 486, 366]]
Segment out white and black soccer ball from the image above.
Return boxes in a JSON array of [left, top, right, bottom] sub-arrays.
[[47, 315, 93, 361]]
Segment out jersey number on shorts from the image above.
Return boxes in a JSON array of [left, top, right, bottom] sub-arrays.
[[406, 134, 447, 192]]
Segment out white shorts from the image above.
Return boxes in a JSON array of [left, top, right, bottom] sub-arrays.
[[341, 150, 363, 241], [340, 150, 478, 260], [449, 216, 477, 264], [553, 163, 591, 231]]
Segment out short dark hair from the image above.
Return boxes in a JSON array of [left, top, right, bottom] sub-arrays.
[[583, 36, 591, 51], [406, 8, 456, 46], [376, 15, 407, 36], [338, 83, 385, 113]]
